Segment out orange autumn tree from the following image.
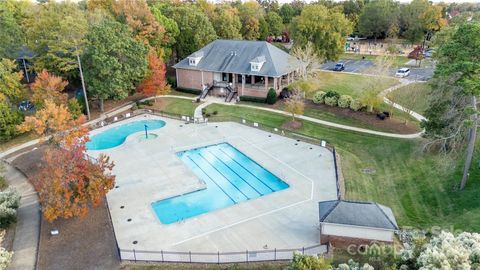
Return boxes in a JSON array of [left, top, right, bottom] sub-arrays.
[[137, 49, 170, 102], [17, 100, 86, 142], [31, 69, 68, 108], [18, 100, 116, 222], [34, 132, 116, 222]]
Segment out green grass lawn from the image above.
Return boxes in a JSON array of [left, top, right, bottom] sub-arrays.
[[149, 97, 198, 116], [239, 101, 421, 133], [340, 53, 409, 67], [307, 71, 399, 99], [387, 82, 432, 114], [0, 132, 37, 151], [206, 103, 480, 232]]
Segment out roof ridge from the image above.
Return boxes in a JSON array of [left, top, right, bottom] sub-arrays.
[[265, 42, 280, 75], [341, 199, 375, 205], [374, 203, 399, 230], [320, 200, 341, 222]]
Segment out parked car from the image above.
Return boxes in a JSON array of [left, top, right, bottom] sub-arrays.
[[395, 68, 410, 78], [333, 63, 345, 71], [18, 100, 35, 112], [424, 49, 434, 58]]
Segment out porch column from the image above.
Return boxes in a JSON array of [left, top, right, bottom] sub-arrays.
[[273, 77, 277, 91], [241, 75, 245, 96], [264, 76, 268, 91], [201, 71, 204, 86], [232, 73, 236, 89]]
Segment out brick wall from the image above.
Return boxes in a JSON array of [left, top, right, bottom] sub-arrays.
[[176, 69, 213, 90], [321, 235, 393, 248], [241, 87, 268, 98]]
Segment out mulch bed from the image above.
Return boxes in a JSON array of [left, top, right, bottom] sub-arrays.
[[281, 120, 303, 130], [89, 93, 147, 120], [11, 147, 120, 270], [271, 100, 420, 134]]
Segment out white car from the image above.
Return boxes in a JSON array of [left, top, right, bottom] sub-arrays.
[[395, 68, 410, 77]]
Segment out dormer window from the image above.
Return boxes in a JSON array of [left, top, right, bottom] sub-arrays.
[[250, 55, 265, 72], [188, 51, 204, 66]]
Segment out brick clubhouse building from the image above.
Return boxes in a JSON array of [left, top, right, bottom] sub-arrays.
[[173, 39, 302, 102]]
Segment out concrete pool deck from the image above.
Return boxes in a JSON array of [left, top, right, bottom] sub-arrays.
[[87, 114, 337, 257]]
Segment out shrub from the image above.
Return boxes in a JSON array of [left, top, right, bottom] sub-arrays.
[[239, 96, 267, 103], [266, 88, 277, 105], [313, 91, 326, 104], [0, 246, 12, 270], [67, 98, 83, 119], [176, 87, 201, 95], [325, 90, 340, 99], [350, 99, 363, 111], [137, 100, 153, 107], [338, 95, 353, 108], [0, 188, 20, 229], [324, 96, 339, 106], [167, 76, 177, 88]]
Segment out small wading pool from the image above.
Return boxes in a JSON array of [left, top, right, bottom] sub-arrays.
[[87, 119, 166, 150], [151, 143, 289, 224]]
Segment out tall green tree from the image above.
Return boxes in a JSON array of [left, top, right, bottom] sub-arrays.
[[0, 102, 23, 142], [0, 59, 25, 103], [257, 0, 279, 13], [265, 11, 284, 36], [342, 0, 366, 34], [0, 3, 24, 59], [25, 1, 88, 78], [291, 4, 352, 61], [358, 0, 400, 39], [279, 3, 295, 24], [83, 15, 148, 111], [211, 5, 242, 40], [422, 23, 480, 190], [167, 5, 217, 59], [400, 0, 447, 43], [238, 1, 265, 40], [150, 3, 180, 60], [259, 17, 269, 40]]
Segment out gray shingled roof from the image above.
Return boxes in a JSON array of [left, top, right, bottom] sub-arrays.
[[173, 39, 301, 77], [319, 200, 398, 230]]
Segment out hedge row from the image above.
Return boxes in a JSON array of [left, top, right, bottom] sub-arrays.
[[312, 90, 364, 111], [240, 95, 267, 103], [176, 87, 202, 95]]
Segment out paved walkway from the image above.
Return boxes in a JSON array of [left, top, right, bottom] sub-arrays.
[[2, 161, 39, 270], [380, 80, 427, 122], [230, 103, 423, 139]]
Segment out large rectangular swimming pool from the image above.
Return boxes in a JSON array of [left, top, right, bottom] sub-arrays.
[[151, 143, 289, 224]]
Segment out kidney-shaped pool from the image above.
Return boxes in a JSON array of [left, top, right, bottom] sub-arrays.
[[87, 119, 166, 150]]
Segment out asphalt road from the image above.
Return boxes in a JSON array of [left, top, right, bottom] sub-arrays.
[[320, 59, 434, 81]]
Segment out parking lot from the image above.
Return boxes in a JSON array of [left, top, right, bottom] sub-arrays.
[[320, 59, 434, 81]]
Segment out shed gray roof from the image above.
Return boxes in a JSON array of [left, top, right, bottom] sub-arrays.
[[319, 200, 398, 230], [173, 39, 301, 77]]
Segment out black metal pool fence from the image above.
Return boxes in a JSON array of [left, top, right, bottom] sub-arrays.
[[119, 244, 325, 263]]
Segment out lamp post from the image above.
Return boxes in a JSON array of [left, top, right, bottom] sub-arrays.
[[76, 51, 91, 120]]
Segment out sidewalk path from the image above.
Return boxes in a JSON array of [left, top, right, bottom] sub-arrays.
[[2, 161, 39, 270], [380, 80, 427, 122], [226, 103, 424, 139]]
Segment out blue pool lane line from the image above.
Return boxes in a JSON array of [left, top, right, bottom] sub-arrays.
[[151, 143, 289, 224]]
